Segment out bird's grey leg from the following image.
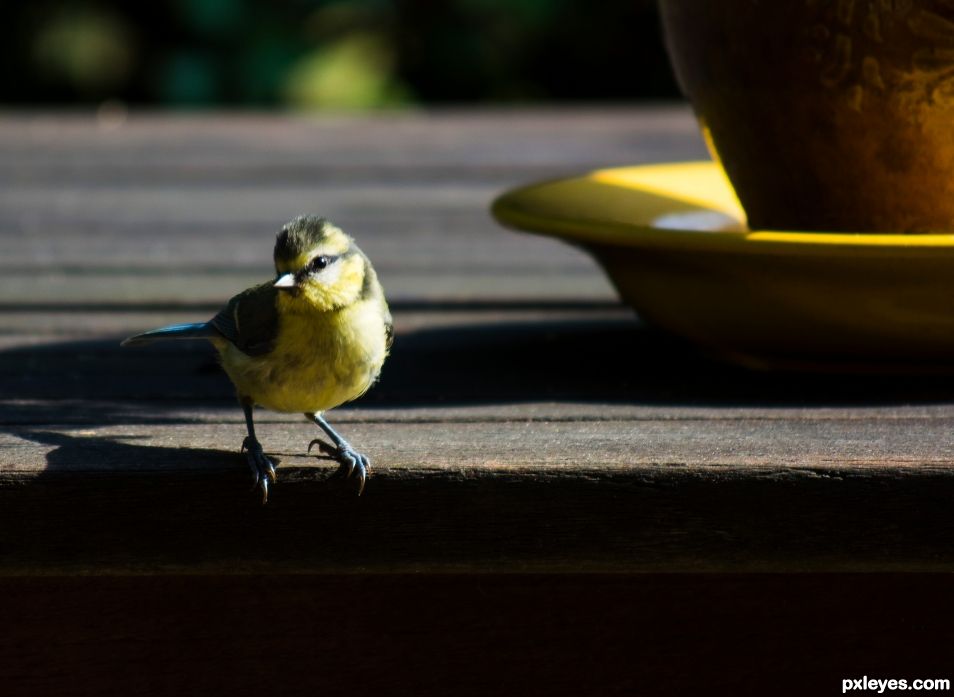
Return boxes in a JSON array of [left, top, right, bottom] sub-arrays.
[[306, 412, 371, 495], [241, 398, 276, 503]]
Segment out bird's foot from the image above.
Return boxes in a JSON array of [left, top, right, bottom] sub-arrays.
[[242, 436, 277, 504], [308, 438, 371, 495]]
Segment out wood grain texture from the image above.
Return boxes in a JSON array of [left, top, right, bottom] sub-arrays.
[[2, 109, 953, 575]]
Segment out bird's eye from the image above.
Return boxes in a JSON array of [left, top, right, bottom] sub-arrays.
[[310, 256, 329, 271]]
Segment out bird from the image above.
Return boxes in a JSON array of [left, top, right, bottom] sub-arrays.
[[122, 215, 392, 502]]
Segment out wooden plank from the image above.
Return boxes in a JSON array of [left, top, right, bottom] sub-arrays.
[[0, 107, 704, 167], [0, 268, 616, 305], [5, 414, 954, 473], [0, 108, 706, 281], [5, 312, 954, 406], [8, 395, 954, 427], [3, 109, 952, 575], [0, 303, 627, 337], [3, 365, 954, 574], [2, 456, 953, 573]]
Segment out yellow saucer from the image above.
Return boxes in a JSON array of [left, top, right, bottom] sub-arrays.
[[491, 162, 954, 370]]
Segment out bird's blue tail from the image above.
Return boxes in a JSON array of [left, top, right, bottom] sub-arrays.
[[121, 322, 218, 347]]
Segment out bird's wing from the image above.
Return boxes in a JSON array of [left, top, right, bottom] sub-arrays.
[[210, 282, 281, 357]]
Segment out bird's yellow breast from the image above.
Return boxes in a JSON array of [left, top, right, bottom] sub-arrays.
[[216, 297, 388, 414]]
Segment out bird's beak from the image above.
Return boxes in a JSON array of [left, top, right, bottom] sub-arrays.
[[274, 273, 297, 291]]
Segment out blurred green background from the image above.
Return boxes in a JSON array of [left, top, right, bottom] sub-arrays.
[[3, 0, 679, 108]]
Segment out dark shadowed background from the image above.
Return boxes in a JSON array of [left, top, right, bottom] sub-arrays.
[[2, 0, 680, 107]]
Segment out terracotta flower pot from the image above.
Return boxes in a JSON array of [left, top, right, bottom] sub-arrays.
[[660, 0, 954, 232]]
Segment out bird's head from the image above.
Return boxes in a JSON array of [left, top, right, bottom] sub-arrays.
[[272, 215, 368, 312]]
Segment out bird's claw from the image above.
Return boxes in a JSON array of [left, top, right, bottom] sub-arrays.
[[242, 436, 277, 504], [308, 438, 337, 458], [308, 438, 371, 495]]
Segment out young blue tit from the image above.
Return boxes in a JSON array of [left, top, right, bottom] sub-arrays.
[[122, 215, 392, 502]]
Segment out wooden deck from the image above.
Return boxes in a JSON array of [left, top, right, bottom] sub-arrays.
[[2, 108, 953, 694]]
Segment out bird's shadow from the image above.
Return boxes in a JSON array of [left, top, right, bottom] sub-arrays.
[[18, 428, 239, 473], [10, 427, 349, 500], [1, 428, 381, 570]]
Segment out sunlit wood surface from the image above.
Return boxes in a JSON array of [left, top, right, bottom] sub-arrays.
[[3, 108, 954, 574], [4, 107, 954, 695]]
